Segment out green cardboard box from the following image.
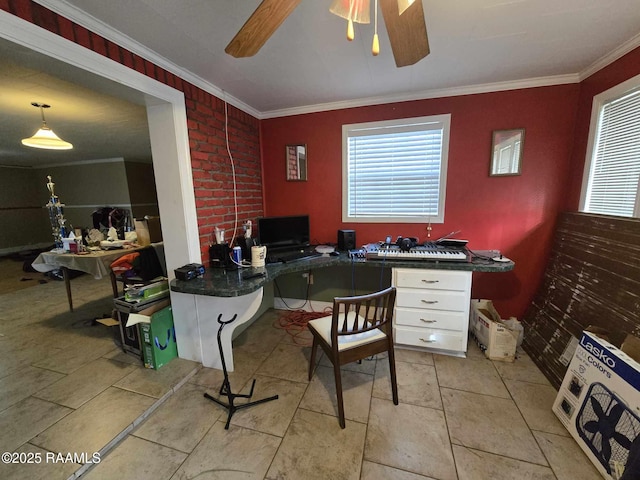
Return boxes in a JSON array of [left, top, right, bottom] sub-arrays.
[[126, 305, 177, 369]]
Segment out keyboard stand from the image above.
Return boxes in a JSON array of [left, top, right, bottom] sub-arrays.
[[203, 313, 278, 429]]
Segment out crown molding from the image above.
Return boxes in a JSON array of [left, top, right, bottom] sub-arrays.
[[34, 0, 261, 119], [579, 32, 640, 81], [261, 74, 580, 119], [33, 1, 638, 121]]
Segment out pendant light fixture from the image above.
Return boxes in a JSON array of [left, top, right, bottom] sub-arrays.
[[21, 102, 73, 150]]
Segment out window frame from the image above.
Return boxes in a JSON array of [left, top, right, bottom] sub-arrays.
[[341, 114, 451, 224], [580, 73, 640, 218]]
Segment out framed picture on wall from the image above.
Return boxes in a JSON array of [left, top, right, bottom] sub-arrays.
[[490, 129, 524, 176], [286, 144, 307, 181]]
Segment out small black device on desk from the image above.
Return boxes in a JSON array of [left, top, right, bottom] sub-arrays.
[[174, 263, 205, 281], [209, 243, 231, 268]]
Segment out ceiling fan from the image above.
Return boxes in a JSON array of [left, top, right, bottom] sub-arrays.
[[225, 0, 430, 68]]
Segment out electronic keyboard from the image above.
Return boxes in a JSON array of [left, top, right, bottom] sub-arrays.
[[365, 245, 468, 262]]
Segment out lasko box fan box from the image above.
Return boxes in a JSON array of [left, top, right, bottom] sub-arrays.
[[552, 331, 640, 480]]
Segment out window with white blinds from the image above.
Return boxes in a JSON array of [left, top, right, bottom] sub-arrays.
[[581, 79, 640, 218], [342, 115, 451, 223]]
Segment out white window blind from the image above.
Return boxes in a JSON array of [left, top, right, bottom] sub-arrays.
[[583, 87, 640, 218], [342, 115, 450, 223]]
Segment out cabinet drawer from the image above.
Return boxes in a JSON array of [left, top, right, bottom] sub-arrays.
[[395, 307, 467, 331], [393, 269, 471, 291], [395, 326, 467, 352], [396, 289, 468, 312]]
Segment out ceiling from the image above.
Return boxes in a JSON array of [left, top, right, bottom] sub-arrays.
[[2, 0, 640, 168], [0, 38, 152, 168]]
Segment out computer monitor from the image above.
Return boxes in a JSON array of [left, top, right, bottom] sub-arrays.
[[257, 215, 310, 251]]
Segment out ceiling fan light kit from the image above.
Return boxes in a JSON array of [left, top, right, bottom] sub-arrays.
[[330, 0, 377, 46], [225, 0, 429, 67], [21, 102, 73, 150], [329, 0, 371, 25], [397, 0, 416, 15]]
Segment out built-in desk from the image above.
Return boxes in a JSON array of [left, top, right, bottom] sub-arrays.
[[170, 253, 513, 370]]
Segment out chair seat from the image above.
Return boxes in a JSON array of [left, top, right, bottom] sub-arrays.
[[308, 312, 386, 351]]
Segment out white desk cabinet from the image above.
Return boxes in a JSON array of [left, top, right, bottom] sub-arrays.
[[392, 268, 472, 356]]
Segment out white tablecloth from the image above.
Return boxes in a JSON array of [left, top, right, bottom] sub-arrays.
[[31, 248, 139, 279]]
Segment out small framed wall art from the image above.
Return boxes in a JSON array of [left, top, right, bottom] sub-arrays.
[[286, 144, 307, 181], [490, 129, 524, 176]]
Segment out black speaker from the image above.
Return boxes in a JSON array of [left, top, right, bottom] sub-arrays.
[[337, 229, 356, 251]]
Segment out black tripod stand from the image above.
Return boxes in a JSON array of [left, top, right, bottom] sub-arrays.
[[204, 313, 278, 429]]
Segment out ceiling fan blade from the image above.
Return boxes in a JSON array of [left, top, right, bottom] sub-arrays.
[[225, 0, 302, 58], [379, 0, 430, 67]]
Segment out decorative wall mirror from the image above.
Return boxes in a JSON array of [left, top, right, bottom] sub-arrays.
[[285, 144, 307, 181], [490, 129, 524, 176]]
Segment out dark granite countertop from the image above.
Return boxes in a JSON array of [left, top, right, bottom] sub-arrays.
[[170, 252, 514, 298]]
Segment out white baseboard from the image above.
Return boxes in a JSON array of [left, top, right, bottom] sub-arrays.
[[273, 297, 332, 313]]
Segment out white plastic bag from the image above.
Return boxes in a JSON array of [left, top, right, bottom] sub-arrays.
[[503, 317, 524, 347]]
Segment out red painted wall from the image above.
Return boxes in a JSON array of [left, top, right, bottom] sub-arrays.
[[565, 47, 640, 210], [262, 86, 581, 318], [9, 0, 639, 320], [2, 0, 264, 262]]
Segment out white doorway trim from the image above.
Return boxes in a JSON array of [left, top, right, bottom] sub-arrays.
[[0, 10, 201, 271]]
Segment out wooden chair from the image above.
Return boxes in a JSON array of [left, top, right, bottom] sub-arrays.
[[307, 286, 398, 428]]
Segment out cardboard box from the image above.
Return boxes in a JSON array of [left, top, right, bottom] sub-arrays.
[[134, 219, 151, 246], [134, 217, 162, 246], [553, 331, 640, 480], [113, 296, 169, 356], [126, 305, 177, 369], [469, 299, 518, 362]]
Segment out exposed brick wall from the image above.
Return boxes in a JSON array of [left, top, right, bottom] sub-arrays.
[[189, 95, 262, 258], [2, 0, 264, 262]]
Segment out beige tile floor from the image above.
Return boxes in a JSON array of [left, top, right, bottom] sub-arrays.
[[0, 268, 604, 480]]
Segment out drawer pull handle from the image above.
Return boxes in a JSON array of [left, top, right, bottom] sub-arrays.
[[421, 279, 439, 284], [421, 300, 438, 304], [419, 338, 436, 343], [420, 318, 437, 323]]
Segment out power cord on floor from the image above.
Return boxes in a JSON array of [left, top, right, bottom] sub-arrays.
[[272, 276, 332, 345], [273, 309, 332, 346]]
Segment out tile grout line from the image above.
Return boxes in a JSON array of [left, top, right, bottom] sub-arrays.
[[359, 353, 378, 478], [433, 351, 461, 480], [257, 331, 311, 479], [491, 352, 561, 479], [66, 364, 200, 480]]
